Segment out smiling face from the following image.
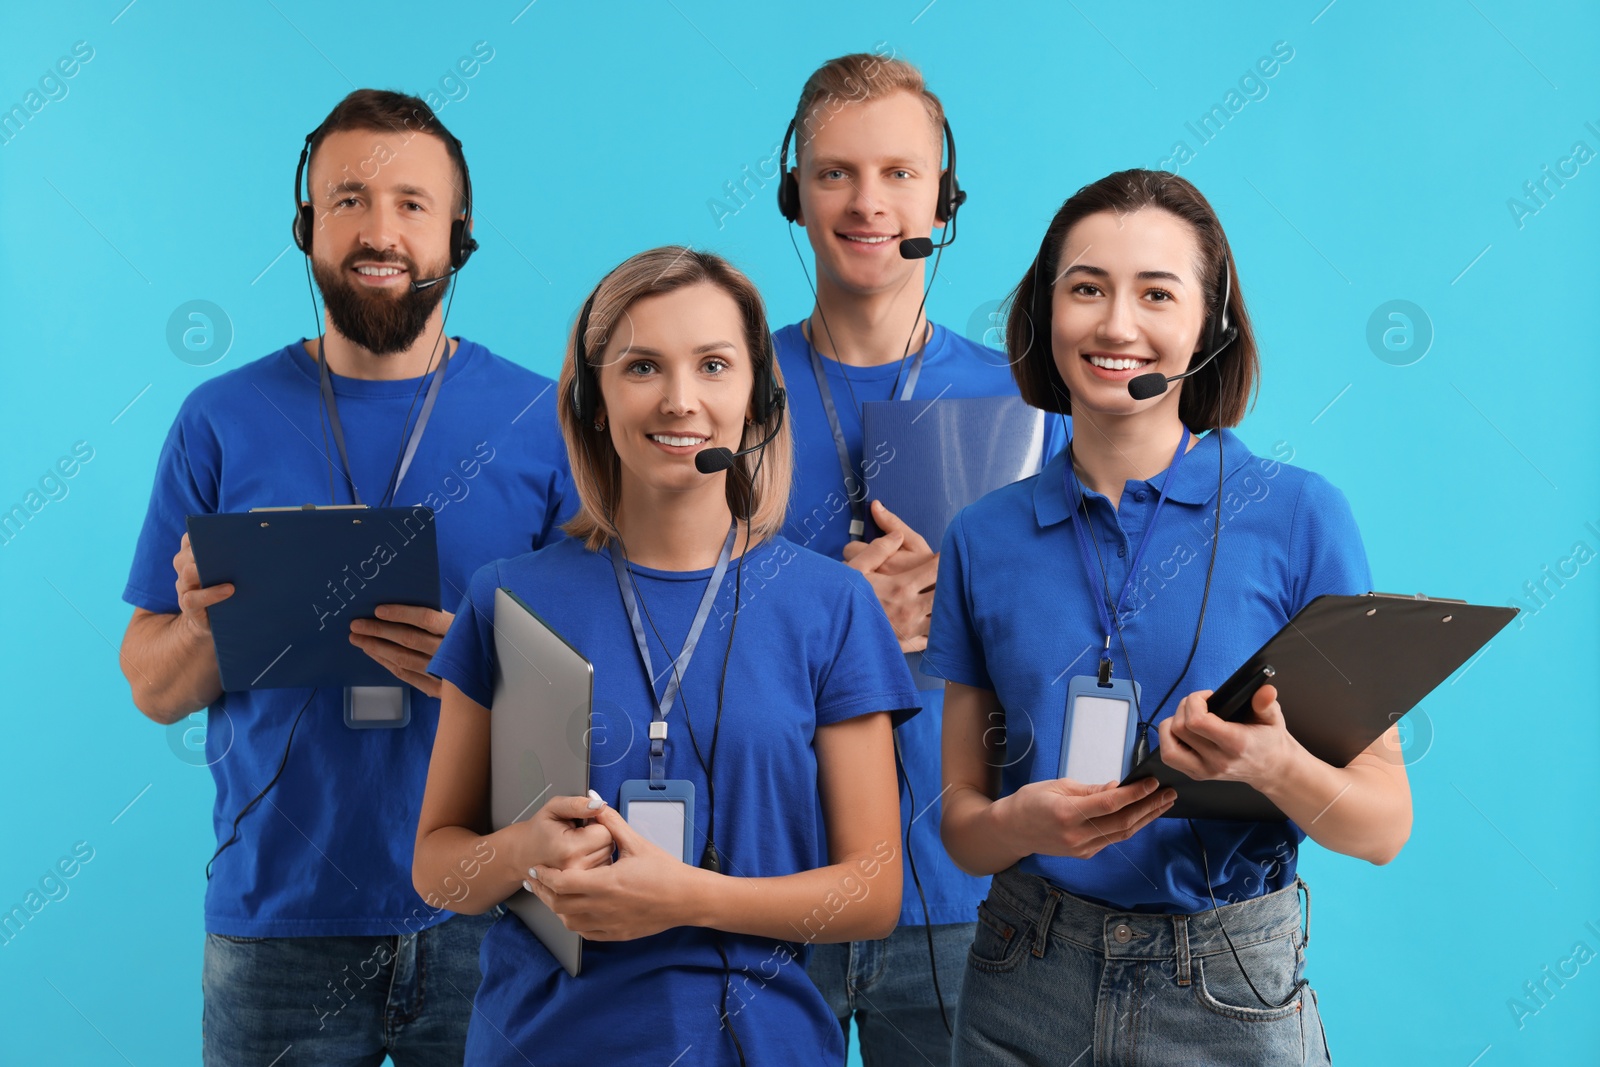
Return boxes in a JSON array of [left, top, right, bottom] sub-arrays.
[[1048, 207, 1211, 420], [592, 282, 756, 501], [304, 127, 463, 354], [794, 90, 944, 296]]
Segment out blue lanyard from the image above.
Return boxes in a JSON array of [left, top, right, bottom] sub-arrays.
[[1064, 428, 1191, 668], [610, 522, 736, 786], [317, 344, 449, 507], [805, 330, 925, 540]]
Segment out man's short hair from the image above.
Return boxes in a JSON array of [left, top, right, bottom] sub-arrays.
[[790, 51, 945, 160], [305, 89, 469, 215]]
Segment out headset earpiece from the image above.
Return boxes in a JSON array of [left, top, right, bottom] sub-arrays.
[[934, 119, 964, 224], [1200, 253, 1238, 363], [777, 121, 801, 223], [292, 131, 317, 254]]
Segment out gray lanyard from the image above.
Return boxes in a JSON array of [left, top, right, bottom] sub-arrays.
[[610, 522, 736, 786], [804, 330, 925, 540], [316, 343, 449, 507]]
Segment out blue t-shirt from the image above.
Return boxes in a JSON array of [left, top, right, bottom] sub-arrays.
[[122, 338, 573, 937], [774, 320, 1067, 926], [922, 430, 1372, 913], [429, 536, 920, 1066]]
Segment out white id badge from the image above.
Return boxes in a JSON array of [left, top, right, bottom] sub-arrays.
[[344, 685, 410, 729], [1059, 676, 1141, 783], [617, 779, 697, 863]]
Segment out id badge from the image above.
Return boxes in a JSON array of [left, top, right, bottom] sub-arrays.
[[344, 685, 410, 729], [617, 779, 697, 864], [1058, 675, 1141, 783]]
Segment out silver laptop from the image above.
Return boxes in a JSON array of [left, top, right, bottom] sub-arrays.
[[491, 587, 593, 977]]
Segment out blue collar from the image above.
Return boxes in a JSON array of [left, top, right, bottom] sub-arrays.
[[1033, 427, 1256, 528]]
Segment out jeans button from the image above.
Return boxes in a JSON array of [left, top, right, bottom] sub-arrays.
[[1113, 923, 1132, 944]]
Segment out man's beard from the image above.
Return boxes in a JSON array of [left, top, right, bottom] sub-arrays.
[[312, 250, 450, 356]]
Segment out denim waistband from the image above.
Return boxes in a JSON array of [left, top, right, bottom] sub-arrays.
[[988, 866, 1309, 968]]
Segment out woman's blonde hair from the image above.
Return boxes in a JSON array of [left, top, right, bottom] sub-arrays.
[[557, 247, 793, 552]]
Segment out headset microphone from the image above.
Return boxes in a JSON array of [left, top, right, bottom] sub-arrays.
[[409, 259, 474, 292], [1128, 355, 1217, 401], [1126, 254, 1237, 402], [694, 395, 787, 474], [899, 209, 962, 260]]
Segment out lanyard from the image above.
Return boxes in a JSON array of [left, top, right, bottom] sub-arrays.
[[317, 343, 450, 507], [610, 522, 736, 786], [805, 329, 926, 540], [1064, 428, 1191, 676]]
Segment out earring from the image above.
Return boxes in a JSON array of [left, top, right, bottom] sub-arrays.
[[593, 416, 606, 431]]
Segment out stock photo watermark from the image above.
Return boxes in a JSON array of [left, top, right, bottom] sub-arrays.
[[1, 440, 95, 548], [166, 300, 234, 367]]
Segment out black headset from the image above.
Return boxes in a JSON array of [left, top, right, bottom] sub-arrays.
[[568, 274, 784, 429], [1028, 227, 1238, 411], [291, 123, 479, 270], [776, 115, 966, 225]]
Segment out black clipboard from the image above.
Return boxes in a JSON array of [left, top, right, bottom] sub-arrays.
[[1120, 593, 1516, 820], [186, 505, 441, 691]]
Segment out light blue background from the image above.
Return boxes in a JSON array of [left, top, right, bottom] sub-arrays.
[[2, 2, 1596, 1064]]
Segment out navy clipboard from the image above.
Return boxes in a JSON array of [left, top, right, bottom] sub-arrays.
[[1120, 593, 1517, 821], [186, 505, 441, 691], [862, 394, 1048, 689]]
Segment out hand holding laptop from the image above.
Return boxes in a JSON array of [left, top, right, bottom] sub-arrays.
[[510, 794, 616, 899], [524, 804, 703, 942]]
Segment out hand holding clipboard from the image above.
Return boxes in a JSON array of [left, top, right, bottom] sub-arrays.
[[1121, 594, 1516, 820]]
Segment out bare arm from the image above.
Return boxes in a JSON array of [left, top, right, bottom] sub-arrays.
[[1159, 684, 1412, 864], [413, 680, 614, 914], [120, 533, 231, 724], [528, 711, 904, 943], [940, 681, 1174, 876]]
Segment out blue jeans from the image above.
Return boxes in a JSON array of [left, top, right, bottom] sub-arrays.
[[201, 909, 499, 1066], [955, 868, 1331, 1066], [807, 921, 973, 1066]]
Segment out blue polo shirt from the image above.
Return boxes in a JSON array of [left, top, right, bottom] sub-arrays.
[[429, 536, 920, 1066], [122, 338, 573, 937], [922, 429, 1371, 912], [774, 320, 1067, 926]]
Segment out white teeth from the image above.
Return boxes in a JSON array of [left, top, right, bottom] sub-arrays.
[[356, 266, 402, 276], [649, 434, 707, 448], [842, 235, 892, 244], [1087, 355, 1149, 371]]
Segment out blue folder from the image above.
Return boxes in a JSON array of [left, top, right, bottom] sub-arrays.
[[186, 505, 441, 691], [862, 395, 1048, 688]]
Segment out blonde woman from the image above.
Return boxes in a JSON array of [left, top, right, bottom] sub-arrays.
[[414, 247, 918, 1065]]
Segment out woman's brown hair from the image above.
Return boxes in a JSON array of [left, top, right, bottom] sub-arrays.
[[1006, 169, 1259, 429]]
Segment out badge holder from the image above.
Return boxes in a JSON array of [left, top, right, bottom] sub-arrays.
[[1058, 669, 1141, 784], [618, 777, 697, 864], [344, 685, 411, 729]]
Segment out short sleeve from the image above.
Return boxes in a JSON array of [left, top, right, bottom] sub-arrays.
[[123, 407, 219, 614], [814, 571, 921, 728], [533, 414, 578, 550], [429, 560, 503, 708], [921, 510, 994, 691], [1287, 473, 1372, 614]]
